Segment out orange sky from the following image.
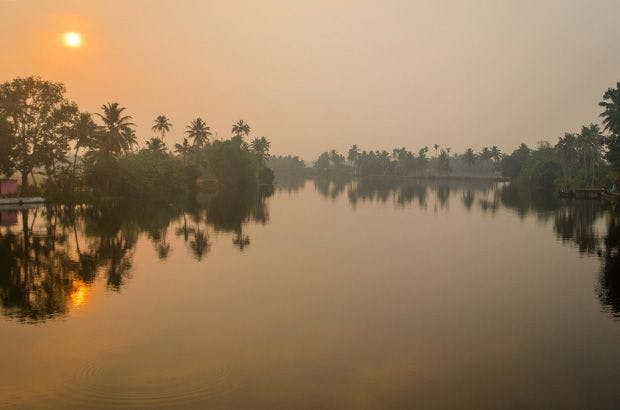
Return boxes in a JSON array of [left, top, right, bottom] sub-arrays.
[[1, 0, 619, 158]]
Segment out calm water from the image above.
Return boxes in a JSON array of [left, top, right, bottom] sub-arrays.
[[1, 179, 619, 409]]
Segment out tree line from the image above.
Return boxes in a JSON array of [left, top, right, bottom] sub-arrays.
[[0, 76, 274, 201], [304, 82, 620, 189]]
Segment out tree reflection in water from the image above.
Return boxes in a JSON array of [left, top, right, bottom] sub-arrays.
[[315, 176, 620, 317], [0, 187, 272, 322], [2, 179, 618, 322]]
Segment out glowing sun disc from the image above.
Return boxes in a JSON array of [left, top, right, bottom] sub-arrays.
[[64, 32, 82, 48]]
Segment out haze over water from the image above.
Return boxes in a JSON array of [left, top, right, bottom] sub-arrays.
[[2, 0, 620, 157], [1, 179, 619, 409]]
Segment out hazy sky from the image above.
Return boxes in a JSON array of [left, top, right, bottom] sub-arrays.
[[1, 0, 619, 159]]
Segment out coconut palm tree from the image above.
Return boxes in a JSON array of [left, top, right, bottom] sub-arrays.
[[347, 145, 360, 164], [464, 148, 476, 167], [232, 228, 250, 251], [250, 137, 270, 163], [94, 103, 137, 157], [71, 112, 98, 177], [579, 123, 604, 185], [232, 120, 251, 138], [145, 137, 167, 154], [190, 228, 210, 260], [479, 147, 492, 162], [600, 83, 620, 173], [490, 146, 502, 163], [185, 118, 211, 147], [151, 115, 172, 139], [600, 82, 620, 136], [174, 137, 192, 159]]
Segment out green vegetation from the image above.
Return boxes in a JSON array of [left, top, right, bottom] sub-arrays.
[[311, 145, 500, 179], [500, 124, 608, 189], [303, 82, 620, 190], [0, 76, 274, 202]]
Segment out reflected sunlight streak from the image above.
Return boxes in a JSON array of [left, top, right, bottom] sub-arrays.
[[70, 280, 89, 308]]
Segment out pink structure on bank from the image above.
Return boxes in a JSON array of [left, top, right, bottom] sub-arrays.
[[0, 211, 17, 226], [0, 179, 18, 196]]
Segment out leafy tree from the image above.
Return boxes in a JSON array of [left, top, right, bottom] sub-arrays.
[[500, 144, 531, 179], [315, 152, 331, 171], [205, 138, 259, 190], [530, 160, 563, 189], [185, 117, 211, 147], [0, 76, 78, 194], [267, 155, 306, 178], [0, 115, 15, 176]]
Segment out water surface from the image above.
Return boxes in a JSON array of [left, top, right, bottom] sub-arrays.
[[1, 179, 619, 409]]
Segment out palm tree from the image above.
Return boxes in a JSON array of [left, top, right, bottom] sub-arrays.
[[347, 145, 360, 164], [433, 144, 439, 157], [600, 83, 620, 173], [145, 137, 167, 154], [490, 146, 502, 162], [174, 138, 192, 159], [232, 228, 250, 251], [600, 82, 620, 136], [151, 115, 172, 139], [232, 120, 251, 138], [250, 137, 270, 163], [71, 112, 98, 177], [185, 118, 211, 147], [94, 103, 136, 157], [190, 228, 210, 261], [479, 147, 492, 162], [579, 123, 604, 185], [464, 148, 475, 167]]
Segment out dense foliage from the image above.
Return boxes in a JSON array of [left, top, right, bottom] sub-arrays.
[[267, 155, 306, 177], [0, 76, 274, 201]]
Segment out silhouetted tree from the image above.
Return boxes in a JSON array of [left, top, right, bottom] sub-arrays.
[[93, 102, 137, 157], [232, 120, 251, 138], [152, 115, 172, 139], [0, 76, 78, 194]]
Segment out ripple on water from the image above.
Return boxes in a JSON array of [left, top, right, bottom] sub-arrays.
[[52, 358, 239, 409]]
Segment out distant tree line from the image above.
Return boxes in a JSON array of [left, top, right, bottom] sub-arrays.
[[311, 144, 503, 179], [0, 76, 274, 201], [267, 155, 307, 177], [303, 82, 620, 189]]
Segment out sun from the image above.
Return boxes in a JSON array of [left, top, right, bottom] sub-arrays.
[[63, 32, 82, 48]]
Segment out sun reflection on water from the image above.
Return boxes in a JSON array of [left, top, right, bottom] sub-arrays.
[[71, 280, 89, 308]]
